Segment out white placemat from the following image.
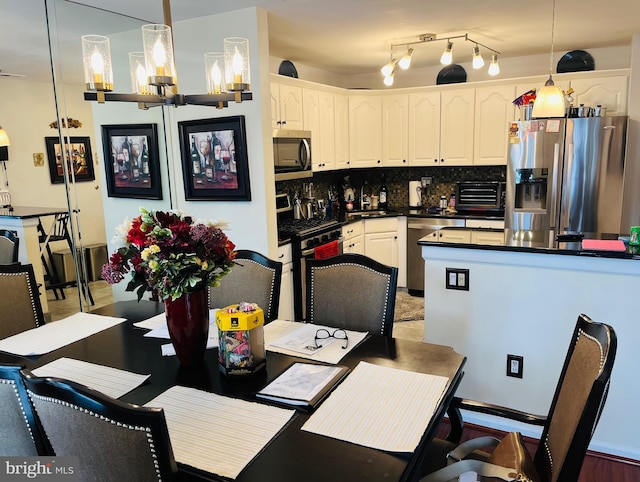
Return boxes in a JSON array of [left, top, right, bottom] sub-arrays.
[[32, 357, 150, 399], [0, 312, 126, 356], [264, 320, 368, 364], [302, 361, 448, 452], [146, 386, 295, 479]]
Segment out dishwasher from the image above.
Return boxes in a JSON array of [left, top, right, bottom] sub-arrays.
[[407, 217, 465, 295]]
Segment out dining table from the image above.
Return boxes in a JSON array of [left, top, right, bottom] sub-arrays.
[[0, 300, 466, 482]]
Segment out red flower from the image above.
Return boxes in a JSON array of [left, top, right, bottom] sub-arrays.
[[127, 216, 147, 247]]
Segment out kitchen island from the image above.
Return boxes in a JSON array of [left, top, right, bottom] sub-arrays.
[[418, 235, 640, 461]]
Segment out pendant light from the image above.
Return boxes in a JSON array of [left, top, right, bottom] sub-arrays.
[[532, 0, 566, 118]]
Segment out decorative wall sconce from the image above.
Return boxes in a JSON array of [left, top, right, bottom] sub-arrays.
[[381, 33, 501, 86]]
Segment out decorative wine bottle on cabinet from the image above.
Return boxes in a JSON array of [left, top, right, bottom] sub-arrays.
[[379, 174, 388, 210]]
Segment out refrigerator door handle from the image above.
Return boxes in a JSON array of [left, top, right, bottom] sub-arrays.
[[561, 142, 575, 231], [550, 142, 561, 227]]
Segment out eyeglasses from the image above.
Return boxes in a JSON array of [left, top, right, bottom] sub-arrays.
[[315, 328, 349, 350]]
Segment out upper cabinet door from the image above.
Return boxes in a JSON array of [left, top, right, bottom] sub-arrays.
[[408, 91, 441, 166], [382, 94, 409, 167], [440, 89, 475, 166], [349, 96, 382, 168], [272, 83, 304, 130], [316, 91, 336, 171], [571, 76, 628, 115], [334, 93, 350, 170], [303, 88, 320, 166], [474, 85, 516, 165]]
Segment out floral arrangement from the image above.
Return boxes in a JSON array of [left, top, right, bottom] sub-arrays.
[[101, 207, 237, 301]]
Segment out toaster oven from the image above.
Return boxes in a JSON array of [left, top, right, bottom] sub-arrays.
[[455, 181, 505, 214]]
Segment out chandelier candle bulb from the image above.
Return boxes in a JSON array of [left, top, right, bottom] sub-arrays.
[[81, 35, 113, 92], [224, 37, 250, 92], [142, 24, 176, 86]]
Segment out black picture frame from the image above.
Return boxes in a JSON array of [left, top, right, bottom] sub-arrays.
[[178, 115, 251, 201], [45, 136, 95, 184], [101, 124, 162, 200]]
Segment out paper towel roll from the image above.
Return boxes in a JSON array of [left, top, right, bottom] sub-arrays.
[[409, 181, 422, 208]]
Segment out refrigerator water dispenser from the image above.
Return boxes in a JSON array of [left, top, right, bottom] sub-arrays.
[[514, 168, 548, 210]]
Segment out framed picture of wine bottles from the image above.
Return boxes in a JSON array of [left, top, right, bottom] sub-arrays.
[[45, 136, 95, 184], [101, 124, 162, 200], [178, 116, 251, 201]]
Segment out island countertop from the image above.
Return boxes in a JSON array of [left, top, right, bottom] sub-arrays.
[[418, 228, 640, 260]]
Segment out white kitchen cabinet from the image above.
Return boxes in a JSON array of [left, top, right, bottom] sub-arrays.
[[314, 91, 336, 171], [342, 220, 364, 254], [408, 91, 441, 166], [436, 229, 472, 244], [382, 94, 409, 167], [571, 75, 628, 115], [465, 219, 505, 229], [408, 88, 474, 166], [271, 82, 304, 130], [348, 95, 382, 168], [334, 93, 350, 170], [277, 244, 294, 321], [303, 88, 322, 169], [364, 217, 399, 268], [474, 85, 516, 165], [439, 89, 475, 166], [470, 230, 505, 245]]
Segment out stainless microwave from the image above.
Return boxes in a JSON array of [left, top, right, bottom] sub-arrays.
[[273, 129, 312, 181]]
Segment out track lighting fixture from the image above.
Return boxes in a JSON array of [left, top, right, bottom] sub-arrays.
[[488, 54, 500, 76], [380, 33, 500, 85], [440, 41, 453, 65], [398, 48, 414, 70], [472, 45, 484, 69]]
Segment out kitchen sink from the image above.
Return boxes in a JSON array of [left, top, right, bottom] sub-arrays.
[[348, 210, 394, 218]]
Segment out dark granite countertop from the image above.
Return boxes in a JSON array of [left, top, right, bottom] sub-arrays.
[[419, 229, 640, 260]]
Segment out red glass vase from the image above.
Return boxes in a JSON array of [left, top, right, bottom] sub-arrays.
[[164, 288, 210, 367]]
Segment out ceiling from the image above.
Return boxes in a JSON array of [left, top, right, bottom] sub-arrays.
[[1, 0, 640, 83]]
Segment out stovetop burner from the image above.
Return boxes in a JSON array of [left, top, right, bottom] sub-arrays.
[[278, 218, 340, 240]]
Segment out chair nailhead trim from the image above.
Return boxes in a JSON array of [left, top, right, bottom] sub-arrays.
[[309, 262, 392, 336], [244, 259, 278, 320], [1, 379, 37, 445], [27, 390, 164, 481], [3, 271, 41, 327]]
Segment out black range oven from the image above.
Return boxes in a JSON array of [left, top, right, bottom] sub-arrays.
[[277, 194, 343, 320]]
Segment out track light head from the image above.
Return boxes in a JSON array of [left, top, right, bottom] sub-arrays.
[[440, 41, 453, 65], [398, 48, 414, 70], [472, 45, 484, 69], [488, 54, 500, 76]]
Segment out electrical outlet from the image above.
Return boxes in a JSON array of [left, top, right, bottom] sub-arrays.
[[507, 354, 524, 378], [421, 176, 432, 187]]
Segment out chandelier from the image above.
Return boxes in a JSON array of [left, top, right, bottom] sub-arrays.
[[381, 33, 501, 86], [81, 1, 251, 109]]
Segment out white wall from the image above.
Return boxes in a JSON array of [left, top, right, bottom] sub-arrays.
[[422, 245, 640, 460], [92, 8, 277, 301], [271, 45, 631, 90], [0, 77, 106, 247]]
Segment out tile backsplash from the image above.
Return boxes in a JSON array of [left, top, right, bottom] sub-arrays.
[[277, 165, 506, 211]]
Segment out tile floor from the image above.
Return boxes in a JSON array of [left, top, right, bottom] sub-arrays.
[[47, 282, 425, 343]]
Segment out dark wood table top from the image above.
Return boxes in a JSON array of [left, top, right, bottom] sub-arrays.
[[4, 301, 466, 482]]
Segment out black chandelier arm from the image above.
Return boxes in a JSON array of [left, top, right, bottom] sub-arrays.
[[83, 91, 252, 108]]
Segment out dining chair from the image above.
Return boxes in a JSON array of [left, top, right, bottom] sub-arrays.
[[0, 263, 46, 339], [0, 229, 19, 264], [0, 364, 49, 455], [305, 253, 398, 337], [21, 368, 178, 481], [421, 313, 617, 482], [209, 249, 283, 322]]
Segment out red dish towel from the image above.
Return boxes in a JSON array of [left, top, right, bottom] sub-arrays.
[[581, 239, 626, 251], [314, 240, 340, 260]]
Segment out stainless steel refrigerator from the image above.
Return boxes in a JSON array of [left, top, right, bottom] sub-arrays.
[[505, 116, 629, 246]]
